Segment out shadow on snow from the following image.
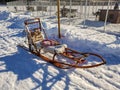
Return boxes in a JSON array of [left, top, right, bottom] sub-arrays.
[[0, 46, 71, 90]]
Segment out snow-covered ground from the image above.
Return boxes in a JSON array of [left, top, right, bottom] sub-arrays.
[[0, 6, 120, 90]]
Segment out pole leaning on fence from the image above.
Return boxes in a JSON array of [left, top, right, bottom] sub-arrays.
[[104, 0, 111, 32], [83, 0, 88, 28]]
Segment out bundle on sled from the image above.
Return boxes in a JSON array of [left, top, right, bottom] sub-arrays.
[[21, 18, 106, 69]]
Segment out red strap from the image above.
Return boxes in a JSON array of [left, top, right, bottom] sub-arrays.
[[41, 39, 56, 46]]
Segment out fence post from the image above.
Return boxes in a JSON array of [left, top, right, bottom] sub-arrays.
[[69, 0, 72, 25], [104, 0, 111, 32]]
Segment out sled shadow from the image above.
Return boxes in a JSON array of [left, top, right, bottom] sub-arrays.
[[0, 46, 71, 90]]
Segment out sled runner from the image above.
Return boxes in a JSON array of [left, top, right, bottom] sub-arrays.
[[22, 18, 106, 69]]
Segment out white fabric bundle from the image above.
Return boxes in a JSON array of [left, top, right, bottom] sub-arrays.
[[44, 44, 67, 54]]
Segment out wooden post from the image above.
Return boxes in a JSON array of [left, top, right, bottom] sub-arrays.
[[57, 0, 61, 38]]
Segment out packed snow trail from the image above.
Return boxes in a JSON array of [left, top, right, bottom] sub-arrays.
[[0, 10, 120, 90]]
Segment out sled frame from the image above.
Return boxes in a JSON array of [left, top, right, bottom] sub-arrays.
[[24, 18, 106, 69]]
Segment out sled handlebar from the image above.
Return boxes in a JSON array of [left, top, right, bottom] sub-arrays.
[[24, 18, 40, 25]]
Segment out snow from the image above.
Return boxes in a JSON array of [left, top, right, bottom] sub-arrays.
[[0, 6, 120, 90]]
